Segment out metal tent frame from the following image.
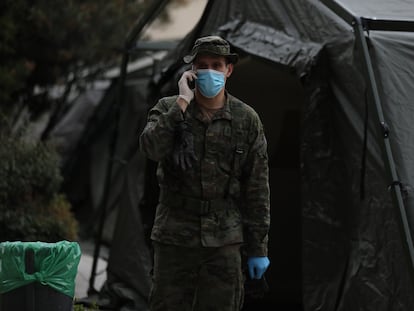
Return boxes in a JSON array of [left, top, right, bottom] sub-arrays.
[[321, 0, 414, 278], [87, 0, 414, 297], [88, 0, 171, 294]]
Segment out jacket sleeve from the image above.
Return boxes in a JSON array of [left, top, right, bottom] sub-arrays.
[[139, 96, 184, 162], [241, 113, 270, 257]]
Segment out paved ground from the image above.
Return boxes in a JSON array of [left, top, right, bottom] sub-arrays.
[[74, 240, 108, 300], [73, 241, 303, 310]]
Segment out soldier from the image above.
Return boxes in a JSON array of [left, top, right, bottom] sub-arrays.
[[139, 35, 270, 311]]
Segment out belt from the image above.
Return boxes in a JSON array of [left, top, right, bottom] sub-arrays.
[[159, 189, 232, 216]]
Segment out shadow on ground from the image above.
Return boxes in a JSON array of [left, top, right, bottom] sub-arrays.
[[243, 301, 303, 311]]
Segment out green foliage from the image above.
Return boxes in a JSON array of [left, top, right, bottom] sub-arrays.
[[0, 0, 149, 111], [0, 121, 78, 242], [0, 0, 31, 106], [0, 134, 62, 206], [73, 301, 100, 311]]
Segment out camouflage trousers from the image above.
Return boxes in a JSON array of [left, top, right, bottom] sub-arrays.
[[149, 242, 244, 311]]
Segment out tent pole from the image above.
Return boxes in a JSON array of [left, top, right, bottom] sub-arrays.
[[88, 0, 171, 295], [353, 17, 414, 274], [360, 17, 414, 32], [320, 0, 414, 32]]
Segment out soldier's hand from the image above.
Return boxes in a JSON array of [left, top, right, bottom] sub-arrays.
[[173, 120, 197, 170], [247, 256, 270, 279], [177, 70, 196, 105]]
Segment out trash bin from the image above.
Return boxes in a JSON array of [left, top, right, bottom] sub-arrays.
[[0, 241, 81, 311]]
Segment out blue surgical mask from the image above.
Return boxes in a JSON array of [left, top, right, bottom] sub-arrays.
[[195, 69, 226, 98]]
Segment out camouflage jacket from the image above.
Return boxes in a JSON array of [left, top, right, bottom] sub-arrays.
[[139, 93, 270, 256]]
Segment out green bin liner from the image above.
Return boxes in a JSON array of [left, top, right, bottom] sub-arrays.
[[0, 240, 81, 298]]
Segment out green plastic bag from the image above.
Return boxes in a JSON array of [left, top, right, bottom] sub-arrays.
[[0, 240, 81, 297]]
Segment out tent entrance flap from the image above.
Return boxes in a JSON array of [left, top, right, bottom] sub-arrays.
[[227, 54, 306, 307]]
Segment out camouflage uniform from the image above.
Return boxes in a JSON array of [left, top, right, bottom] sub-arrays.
[[140, 93, 270, 310]]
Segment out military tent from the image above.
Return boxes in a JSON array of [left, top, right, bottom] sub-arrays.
[[61, 0, 414, 310]]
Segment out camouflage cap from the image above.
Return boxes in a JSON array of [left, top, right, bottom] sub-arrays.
[[183, 35, 239, 64]]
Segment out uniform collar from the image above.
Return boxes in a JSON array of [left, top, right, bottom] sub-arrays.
[[213, 93, 232, 121], [191, 91, 232, 122]]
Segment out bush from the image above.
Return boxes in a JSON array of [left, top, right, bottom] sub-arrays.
[[0, 123, 78, 242]]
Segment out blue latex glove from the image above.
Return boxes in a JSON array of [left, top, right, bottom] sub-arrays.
[[247, 256, 270, 279]]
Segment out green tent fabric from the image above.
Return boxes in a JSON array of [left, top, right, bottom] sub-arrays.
[[46, 0, 414, 309], [0, 241, 81, 298], [142, 0, 414, 309]]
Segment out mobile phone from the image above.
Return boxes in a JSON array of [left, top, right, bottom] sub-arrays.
[[188, 78, 195, 90], [189, 67, 196, 89]]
